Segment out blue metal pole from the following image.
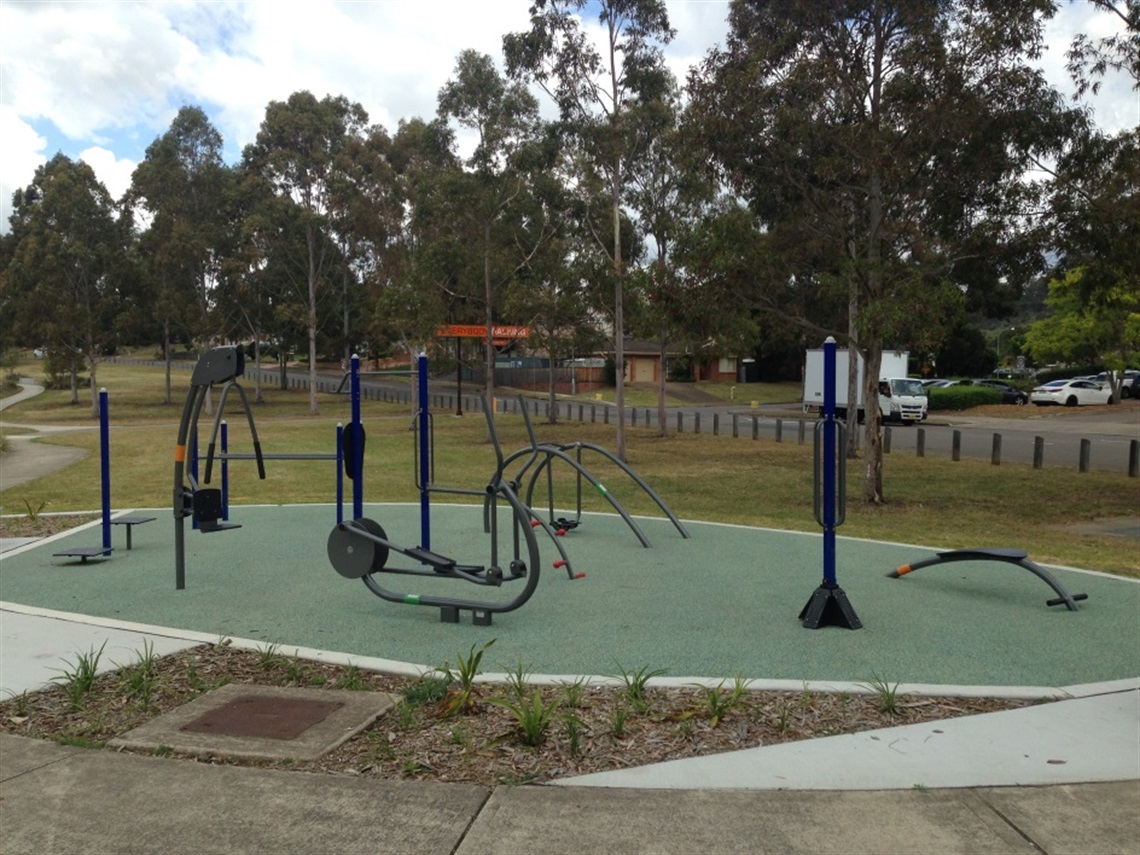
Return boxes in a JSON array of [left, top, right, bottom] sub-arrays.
[[336, 423, 344, 526], [418, 352, 430, 550], [99, 389, 111, 550], [822, 337, 837, 586], [351, 354, 363, 520]]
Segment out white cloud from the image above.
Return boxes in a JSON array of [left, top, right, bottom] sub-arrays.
[[0, 107, 48, 227], [76, 145, 138, 208]]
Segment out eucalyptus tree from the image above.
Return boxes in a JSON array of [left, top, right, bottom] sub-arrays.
[[126, 106, 231, 403], [689, 0, 1082, 502], [242, 91, 369, 415], [3, 154, 123, 413], [624, 80, 719, 434], [504, 0, 675, 460], [436, 48, 558, 405]]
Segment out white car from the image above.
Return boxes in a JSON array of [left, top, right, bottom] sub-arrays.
[[1030, 379, 1114, 407]]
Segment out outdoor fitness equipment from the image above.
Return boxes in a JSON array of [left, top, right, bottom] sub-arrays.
[[888, 548, 1089, 611], [327, 356, 542, 625], [173, 346, 358, 590], [500, 394, 690, 549], [799, 337, 862, 630], [53, 388, 155, 563]]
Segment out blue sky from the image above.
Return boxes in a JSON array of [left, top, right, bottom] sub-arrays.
[[1, 1, 1135, 232]]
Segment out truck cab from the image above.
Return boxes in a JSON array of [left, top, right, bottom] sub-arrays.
[[878, 378, 928, 423]]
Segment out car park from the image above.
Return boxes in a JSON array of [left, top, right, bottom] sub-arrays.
[[1029, 378, 1114, 407], [968, 379, 1029, 405]]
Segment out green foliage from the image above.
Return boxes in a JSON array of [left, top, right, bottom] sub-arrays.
[[403, 676, 451, 708], [335, 663, 368, 691], [1024, 268, 1139, 371], [927, 386, 1001, 411], [861, 673, 902, 716], [117, 640, 160, 709], [612, 661, 665, 713], [51, 642, 106, 711], [436, 640, 495, 716], [488, 689, 559, 747]]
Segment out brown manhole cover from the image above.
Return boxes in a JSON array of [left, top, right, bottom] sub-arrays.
[[181, 695, 345, 741]]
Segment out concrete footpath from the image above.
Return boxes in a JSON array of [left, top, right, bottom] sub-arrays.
[[1, 733, 1135, 854]]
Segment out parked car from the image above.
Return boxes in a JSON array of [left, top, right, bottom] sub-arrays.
[[1030, 379, 1114, 407], [968, 379, 1029, 405]]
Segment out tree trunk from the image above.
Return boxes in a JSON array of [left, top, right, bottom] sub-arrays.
[[612, 180, 626, 462], [163, 324, 172, 406], [307, 223, 320, 416], [656, 333, 667, 437]]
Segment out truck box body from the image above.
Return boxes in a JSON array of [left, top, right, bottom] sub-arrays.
[[803, 349, 927, 422]]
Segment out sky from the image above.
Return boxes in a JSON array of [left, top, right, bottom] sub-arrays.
[[1, 0, 1136, 232]]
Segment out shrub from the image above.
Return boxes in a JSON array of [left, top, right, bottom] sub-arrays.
[[927, 385, 1001, 411]]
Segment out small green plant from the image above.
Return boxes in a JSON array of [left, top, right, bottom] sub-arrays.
[[3, 688, 30, 716], [612, 661, 665, 713], [56, 736, 105, 750], [255, 642, 281, 671], [861, 672, 901, 715], [395, 700, 418, 728], [559, 676, 588, 709], [52, 642, 106, 710], [489, 689, 558, 747], [404, 676, 451, 707], [697, 682, 732, 728], [504, 657, 530, 701], [155, 745, 174, 757], [118, 640, 160, 708], [280, 652, 306, 684], [563, 710, 585, 756], [610, 703, 630, 737], [775, 700, 792, 733], [185, 661, 204, 693], [912, 783, 928, 792], [336, 663, 368, 691], [436, 639, 495, 716], [21, 498, 49, 525]]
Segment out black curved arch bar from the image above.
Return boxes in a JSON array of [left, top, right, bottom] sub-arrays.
[[889, 547, 1088, 611]]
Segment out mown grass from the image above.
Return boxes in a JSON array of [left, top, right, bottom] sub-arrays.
[[2, 360, 1137, 578]]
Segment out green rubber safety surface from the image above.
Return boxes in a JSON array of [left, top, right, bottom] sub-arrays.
[[2, 504, 1136, 689]]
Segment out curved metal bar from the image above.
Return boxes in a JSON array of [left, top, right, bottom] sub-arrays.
[[203, 380, 264, 483], [889, 547, 1088, 611], [344, 484, 542, 618], [515, 397, 689, 540], [522, 446, 652, 548]]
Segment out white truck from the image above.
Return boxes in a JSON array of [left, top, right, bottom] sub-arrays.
[[803, 349, 928, 423]]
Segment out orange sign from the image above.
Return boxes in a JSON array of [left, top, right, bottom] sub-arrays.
[[438, 325, 530, 339]]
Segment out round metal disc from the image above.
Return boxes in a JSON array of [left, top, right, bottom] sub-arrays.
[[328, 518, 389, 579]]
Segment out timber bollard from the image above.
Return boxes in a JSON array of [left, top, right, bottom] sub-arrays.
[[917, 427, 925, 457], [1130, 440, 1138, 478], [1079, 438, 1091, 473], [992, 433, 1002, 466], [952, 430, 962, 462], [776, 419, 783, 442], [752, 415, 759, 440], [1034, 436, 1045, 469], [883, 426, 891, 453]]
